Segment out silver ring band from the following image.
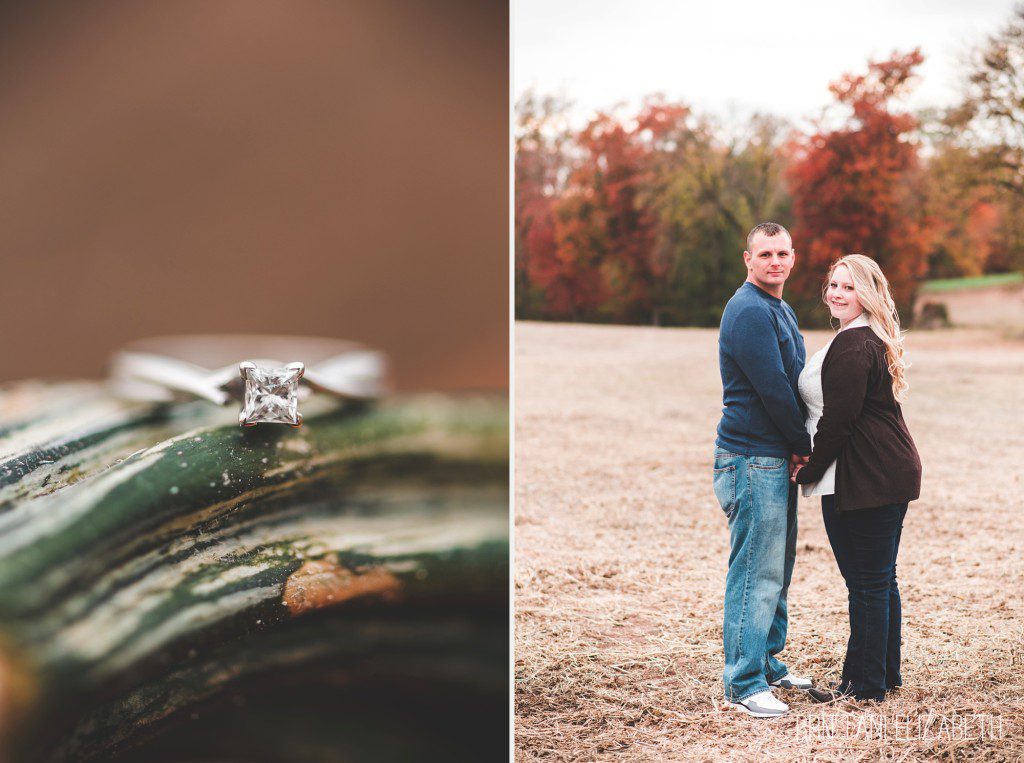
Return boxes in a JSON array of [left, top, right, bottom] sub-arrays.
[[109, 335, 390, 426]]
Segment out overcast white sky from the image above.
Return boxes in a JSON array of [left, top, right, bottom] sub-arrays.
[[513, 0, 1016, 128]]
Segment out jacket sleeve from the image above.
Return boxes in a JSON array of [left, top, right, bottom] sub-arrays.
[[730, 305, 813, 456], [795, 331, 871, 484]]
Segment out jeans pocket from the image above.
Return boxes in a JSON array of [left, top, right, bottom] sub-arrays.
[[713, 464, 737, 519], [750, 456, 786, 471]]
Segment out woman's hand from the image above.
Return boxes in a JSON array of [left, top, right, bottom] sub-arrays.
[[790, 464, 803, 483]]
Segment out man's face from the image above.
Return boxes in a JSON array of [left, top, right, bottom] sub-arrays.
[[744, 232, 795, 292]]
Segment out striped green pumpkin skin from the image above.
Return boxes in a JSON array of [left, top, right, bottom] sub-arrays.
[[45, 611, 509, 763], [0, 382, 509, 762], [0, 383, 220, 508]]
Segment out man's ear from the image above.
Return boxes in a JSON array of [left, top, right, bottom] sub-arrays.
[[743, 251, 752, 269]]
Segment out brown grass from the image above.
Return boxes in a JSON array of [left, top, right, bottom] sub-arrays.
[[514, 321, 1024, 761]]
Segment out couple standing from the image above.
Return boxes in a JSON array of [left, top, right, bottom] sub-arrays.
[[712, 221, 922, 717]]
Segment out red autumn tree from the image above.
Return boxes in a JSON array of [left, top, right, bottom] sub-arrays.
[[785, 50, 932, 323], [552, 111, 658, 322], [514, 93, 574, 318]]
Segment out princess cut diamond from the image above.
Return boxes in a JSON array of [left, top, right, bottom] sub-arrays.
[[239, 362, 304, 426]]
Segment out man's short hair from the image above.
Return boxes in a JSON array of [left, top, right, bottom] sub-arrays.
[[746, 222, 791, 252]]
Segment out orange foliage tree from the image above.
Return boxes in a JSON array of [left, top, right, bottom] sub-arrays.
[[785, 51, 932, 323], [921, 141, 1005, 278]]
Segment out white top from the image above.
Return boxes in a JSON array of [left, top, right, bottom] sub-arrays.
[[797, 313, 870, 497]]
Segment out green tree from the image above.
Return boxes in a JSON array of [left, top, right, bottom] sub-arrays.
[[952, 5, 1024, 199], [639, 104, 793, 325], [940, 4, 1024, 273]]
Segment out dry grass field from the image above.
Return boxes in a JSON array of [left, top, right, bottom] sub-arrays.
[[514, 321, 1024, 761]]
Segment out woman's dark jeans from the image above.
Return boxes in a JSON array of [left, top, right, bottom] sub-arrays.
[[821, 495, 908, 702]]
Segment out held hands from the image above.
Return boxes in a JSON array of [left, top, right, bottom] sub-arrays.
[[789, 454, 808, 483]]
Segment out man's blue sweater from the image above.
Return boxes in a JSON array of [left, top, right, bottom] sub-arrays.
[[715, 281, 812, 458]]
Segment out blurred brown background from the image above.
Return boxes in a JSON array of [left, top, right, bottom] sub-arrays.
[[0, 0, 507, 391]]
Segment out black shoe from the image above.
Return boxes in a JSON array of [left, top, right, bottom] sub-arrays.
[[806, 686, 851, 704], [808, 685, 885, 704]]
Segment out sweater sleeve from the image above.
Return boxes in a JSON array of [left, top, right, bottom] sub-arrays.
[[730, 305, 813, 455], [795, 331, 871, 484]]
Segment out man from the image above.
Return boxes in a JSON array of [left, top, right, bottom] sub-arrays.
[[712, 221, 814, 717]]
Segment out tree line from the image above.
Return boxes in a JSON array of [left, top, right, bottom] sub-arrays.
[[515, 8, 1024, 327]]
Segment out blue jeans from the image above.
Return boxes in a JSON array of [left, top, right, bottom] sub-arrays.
[[821, 495, 908, 701], [713, 447, 798, 701]]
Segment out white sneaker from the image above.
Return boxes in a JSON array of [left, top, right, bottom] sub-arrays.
[[725, 689, 789, 717], [770, 673, 814, 690]]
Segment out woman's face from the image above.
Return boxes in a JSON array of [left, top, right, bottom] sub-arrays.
[[826, 264, 863, 325]]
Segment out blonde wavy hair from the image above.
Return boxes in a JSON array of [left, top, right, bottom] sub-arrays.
[[822, 254, 910, 402]]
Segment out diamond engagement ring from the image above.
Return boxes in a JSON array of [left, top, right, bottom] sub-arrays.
[[109, 335, 390, 426]]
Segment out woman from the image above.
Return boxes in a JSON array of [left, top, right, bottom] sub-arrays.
[[791, 254, 921, 703]]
